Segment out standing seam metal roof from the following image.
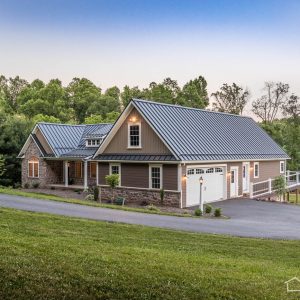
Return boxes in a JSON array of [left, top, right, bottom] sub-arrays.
[[132, 99, 289, 161]]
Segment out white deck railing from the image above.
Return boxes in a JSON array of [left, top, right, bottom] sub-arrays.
[[250, 171, 300, 198]]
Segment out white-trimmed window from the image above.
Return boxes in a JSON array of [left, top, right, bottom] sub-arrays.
[[28, 157, 39, 178], [86, 139, 102, 147], [128, 122, 141, 148], [280, 161, 285, 174], [109, 163, 121, 185], [254, 162, 259, 178], [149, 165, 162, 189]]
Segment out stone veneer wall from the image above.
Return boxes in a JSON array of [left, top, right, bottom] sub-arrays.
[[99, 186, 181, 207]]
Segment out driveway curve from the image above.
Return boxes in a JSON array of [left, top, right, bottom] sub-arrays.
[[1, 194, 300, 240]]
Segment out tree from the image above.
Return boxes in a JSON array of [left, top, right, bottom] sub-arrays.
[[282, 94, 300, 121], [0, 75, 29, 111], [212, 83, 250, 115], [273, 176, 286, 202], [67, 78, 102, 123], [105, 174, 120, 202], [33, 114, 61, 124], [121, 85, 145, 107], [180, 76, 209, 108], [0, 154, 5, 177], [252, 82, 289, 123]]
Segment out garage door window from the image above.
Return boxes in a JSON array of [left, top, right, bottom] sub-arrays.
[[206, 168, 214, 173], [215, 167, 223, 173], [150, 166, 162, 189], [196, 168, 204, 174], [187, 169, 194, 175]]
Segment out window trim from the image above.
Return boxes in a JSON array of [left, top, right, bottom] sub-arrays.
[[127, 122, 142, 149], [90, 162, 97, 178], [28, 157, 39, 178], [280, 161, 285, 174], [109, 163, 121, 186], [149, 164, 163, 190], [253, 162, 259, 178]]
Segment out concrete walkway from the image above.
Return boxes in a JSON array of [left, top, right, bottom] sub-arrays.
[[1, 193, 300, 239]]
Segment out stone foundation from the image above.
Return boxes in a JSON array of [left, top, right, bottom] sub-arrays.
[[99, 186, 181, 207]]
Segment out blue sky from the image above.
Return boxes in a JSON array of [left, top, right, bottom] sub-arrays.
[[0, 0, 299, 113]]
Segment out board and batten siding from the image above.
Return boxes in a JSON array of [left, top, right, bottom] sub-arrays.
[[103, 108, 171, 155], [98, 162, 178, 191]]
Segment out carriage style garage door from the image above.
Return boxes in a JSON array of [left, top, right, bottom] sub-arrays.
[[186, 167, 226, 207]]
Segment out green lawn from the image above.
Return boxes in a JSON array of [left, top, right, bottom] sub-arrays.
[[0, 208, 300, 299]]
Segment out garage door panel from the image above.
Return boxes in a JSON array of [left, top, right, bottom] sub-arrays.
[[186, 167, 225, 206]]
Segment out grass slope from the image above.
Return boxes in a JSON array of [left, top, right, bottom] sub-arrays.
[[1, 208, 300, 299]]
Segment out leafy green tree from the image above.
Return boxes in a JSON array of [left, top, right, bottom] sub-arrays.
[[121, 85, 145, 107], [180, 76, 209, 108], [33, 114, 61, 124], [212, 83, 250, 114], [0, 154, 6, 177], [67, 78, 102, 123], [84, 115, 104, 124], [103, 111, 120, 123]]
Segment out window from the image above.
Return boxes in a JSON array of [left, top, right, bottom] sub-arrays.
[[128, 123, 141, 148], [280, 161, 285, 174], [86, 139, 102, 147], [206, 168, 214, 173], [231, 170, 235, 183], [187, 169, 194, 175], [150, 165, 162, 189], [90, 162, 97, 178], [75, 161, 82, 178], [254, 162, 259, 178], [215, 167, 223, 173], [109, 163, 121, 185], [196, 168, 204, 174], [28, 157, 39, 178]]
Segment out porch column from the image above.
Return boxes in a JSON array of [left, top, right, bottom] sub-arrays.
[[96, 162, 99, 186], [64, 161, 68, 187], [84, 160, 88, 191]]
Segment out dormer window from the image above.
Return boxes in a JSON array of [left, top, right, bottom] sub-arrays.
[[86, 138, 103, 147], [128, 122, 141, 148]]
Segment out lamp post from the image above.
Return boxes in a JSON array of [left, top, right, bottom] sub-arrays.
[[199, 176, 204, 211]]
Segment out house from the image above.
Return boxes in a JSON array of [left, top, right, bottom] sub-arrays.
[[19, 99, 289, 207], [285, 277, 300, 292]]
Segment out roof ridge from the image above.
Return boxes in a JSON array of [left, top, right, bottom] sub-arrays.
[[38, 122, 85, 127], [132, 98, 252, 119]]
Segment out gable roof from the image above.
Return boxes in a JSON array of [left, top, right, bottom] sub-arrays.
[[95, 99, 289, 161], [19, 122, 113, 159]]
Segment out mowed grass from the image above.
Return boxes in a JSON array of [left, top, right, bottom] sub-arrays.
[[1, 209, 300, 300]]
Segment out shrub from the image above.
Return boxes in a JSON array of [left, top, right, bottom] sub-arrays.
[[205, 205, 212, 214], [141, 200, 149, 206], [73, 188, 81, 193], [32, 182, 40, 189], [14, 182, 22, 189], [105, 174, 120, 201], [214, 208, 222, 217], [160, 188, 165, 205], [93, 186, 99, 202], [23, 183, 30, 189], [194, 208, 202, 216], [84, 194, 94, 201], [273, 176, 286, 202], [147, 204, 160, 212]]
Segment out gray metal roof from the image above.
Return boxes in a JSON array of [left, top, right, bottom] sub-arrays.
[[38, 122, 112, 159], [94, 154, 178, 161], [132, 99, 289, 161]]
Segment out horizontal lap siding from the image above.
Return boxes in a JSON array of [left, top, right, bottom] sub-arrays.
[[121, 163, 149, 188], [251, 160, 282, 183], [98, 163, 109, 185], [163, 164, 178, 191]]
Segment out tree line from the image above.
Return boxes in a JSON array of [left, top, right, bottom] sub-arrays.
[[0, 74, 299, 186]]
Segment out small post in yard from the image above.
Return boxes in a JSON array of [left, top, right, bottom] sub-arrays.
[[268, 178, 272, 193], [296, 189, 299, 204], [199, 176, 204, 211], [250, 182, 254, 198]]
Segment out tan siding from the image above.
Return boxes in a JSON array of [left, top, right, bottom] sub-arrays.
[[35, 128, 53, 154], [251, 160, 282, 183], [103, 108, 171, 154], [121, 163, 149, 188], [98, 162, 109, 185], [181, 164, 187, 207], [163, 164, 178, 191]]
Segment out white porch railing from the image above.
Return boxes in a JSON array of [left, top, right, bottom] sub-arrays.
[[250, 171, 300, 198]]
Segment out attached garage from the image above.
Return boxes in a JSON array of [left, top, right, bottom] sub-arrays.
[[186, 166, 226, 207]]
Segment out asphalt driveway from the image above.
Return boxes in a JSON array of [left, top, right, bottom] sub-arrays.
[[1, 193, 300, 239]]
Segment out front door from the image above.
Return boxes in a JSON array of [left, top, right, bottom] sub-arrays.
[[230, 167, 239, 198], [242, 162, 250, 193]]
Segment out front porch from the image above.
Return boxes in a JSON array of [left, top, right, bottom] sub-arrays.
[[45, 159, 98, 190]]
